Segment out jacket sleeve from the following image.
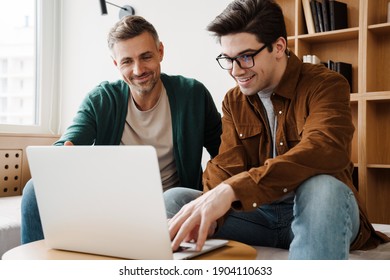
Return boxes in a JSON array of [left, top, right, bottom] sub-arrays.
[[55, 82, 128, 146], [203, 94, 248, 191], [55, 94, 98, 146], [202, 87, 222, 158]]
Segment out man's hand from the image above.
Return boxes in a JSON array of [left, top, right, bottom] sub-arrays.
[[64, 141, 74, 146], [168, 183, 237, 252]]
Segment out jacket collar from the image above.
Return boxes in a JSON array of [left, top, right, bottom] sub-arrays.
[[247, 51, 302, 104], [273, 51, 302, 100]]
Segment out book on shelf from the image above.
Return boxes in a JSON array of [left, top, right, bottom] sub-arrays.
[[310, 0, 321, 32], [303, 55, 311, 63], [315, 1, 324, 32], [303, 54, 321, 64], [329, 0, 348, 30], [326, 60, 352, 91], [327, 59, 335, 71], [302, 0, 315, 34], [321, 0, 330, 32], [388, 1, 390, 23], [335, 62, 352, 92]]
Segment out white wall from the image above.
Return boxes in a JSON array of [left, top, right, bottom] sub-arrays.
[[59, 0, 235, 132]]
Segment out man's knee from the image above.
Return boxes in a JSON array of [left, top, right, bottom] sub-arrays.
[[164, 187, 201, 218], [295, 174, 357, 221], [21, 179, 38, 214], [164, 187, 201, 204], [297, 174, 350, 201]]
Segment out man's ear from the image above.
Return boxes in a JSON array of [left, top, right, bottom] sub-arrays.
[[158, 42, 164, 62], [274, 37, 287, 58], [112, 57, 118, 67]]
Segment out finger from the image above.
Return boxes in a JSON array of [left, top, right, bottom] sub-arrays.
[[184, 225, 200, 243], [168, 206, 193, 240], [64, 141, 74, 146], [171, 214, 200, 251], [170, 216, 194, 247], [208, 221, 217, 237], [168, 199, 199, 238], [195, 220, 211, 251]]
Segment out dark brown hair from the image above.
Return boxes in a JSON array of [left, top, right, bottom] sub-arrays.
[[207, 0, 287, 51]]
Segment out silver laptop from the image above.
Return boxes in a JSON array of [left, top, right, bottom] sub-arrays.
[[26, 145, 228, 260]]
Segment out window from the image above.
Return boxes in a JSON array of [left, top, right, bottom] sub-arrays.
[[0, 0, 60, 134]]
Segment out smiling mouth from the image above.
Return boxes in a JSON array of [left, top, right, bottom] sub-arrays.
[[132, 73, 151, 84], [236, 74, 255, 84]]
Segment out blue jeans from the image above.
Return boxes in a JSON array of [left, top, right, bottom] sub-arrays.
[[164, 174, 360, 260], [21, 179, 44, 244]]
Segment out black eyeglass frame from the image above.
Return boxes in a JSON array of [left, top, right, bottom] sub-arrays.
[[216, 44, 268, 70]]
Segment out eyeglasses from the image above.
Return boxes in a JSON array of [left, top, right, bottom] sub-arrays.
[[216, 45, 268, 70]]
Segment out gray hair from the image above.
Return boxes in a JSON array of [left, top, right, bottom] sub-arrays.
[[107, 15, 160, 50]]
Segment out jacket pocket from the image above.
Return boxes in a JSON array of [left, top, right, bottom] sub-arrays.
[[235, 124, 262, 167], [235, 124, 262, 140]]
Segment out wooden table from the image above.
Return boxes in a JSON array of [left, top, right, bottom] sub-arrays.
[[2, 240, 257, 260]]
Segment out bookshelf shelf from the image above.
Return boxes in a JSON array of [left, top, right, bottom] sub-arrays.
[[368, 22, 390, 36], [364, 92, 390, 101], [349, 94, 362, 102], [279, 0, 390, 223], [367, 164, 390, 169], [297, 27, 358, 42]]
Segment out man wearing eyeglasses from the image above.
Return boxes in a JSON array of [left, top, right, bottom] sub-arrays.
[[166, 0, 389, 259]]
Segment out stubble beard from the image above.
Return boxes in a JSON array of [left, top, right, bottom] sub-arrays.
[[130, 73, 158, 96]]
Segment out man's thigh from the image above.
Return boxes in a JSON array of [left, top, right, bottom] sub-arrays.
[[213, 202, 294, 249]]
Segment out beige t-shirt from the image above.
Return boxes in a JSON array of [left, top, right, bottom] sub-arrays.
[[120, 87, 179, 190]]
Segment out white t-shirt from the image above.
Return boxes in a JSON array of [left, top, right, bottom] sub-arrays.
[[121, 86, 179, 190]]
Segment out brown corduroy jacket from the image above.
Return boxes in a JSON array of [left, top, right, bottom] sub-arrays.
[[203, 52, 390, 250]]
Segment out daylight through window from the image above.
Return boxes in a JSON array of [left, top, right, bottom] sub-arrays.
[[0, 0, 36, 126]]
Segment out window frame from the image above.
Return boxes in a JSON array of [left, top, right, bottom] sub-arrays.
[[0, 0, 61, 135]]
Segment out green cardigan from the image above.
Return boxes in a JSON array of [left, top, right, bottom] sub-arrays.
[[55, 73, 222, 190]]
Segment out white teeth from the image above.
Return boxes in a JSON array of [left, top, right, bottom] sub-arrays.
[[238, 77, 251, 82]]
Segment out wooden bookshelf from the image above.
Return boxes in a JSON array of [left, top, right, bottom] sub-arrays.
[[279, 0, 390, 223]]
